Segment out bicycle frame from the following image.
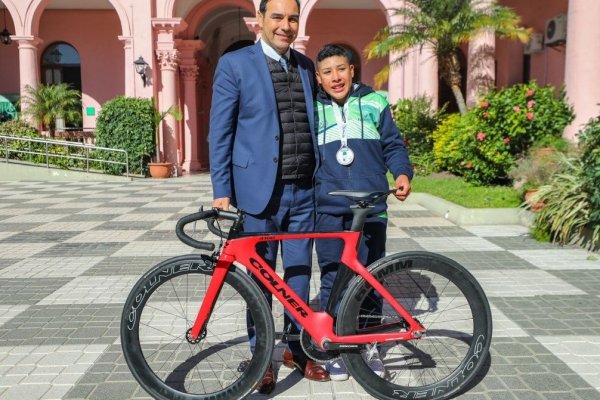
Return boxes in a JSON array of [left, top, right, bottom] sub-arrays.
[[189, 230, 427, 349]]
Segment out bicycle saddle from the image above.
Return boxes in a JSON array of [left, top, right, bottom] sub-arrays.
[[328, 190, 392, 203]]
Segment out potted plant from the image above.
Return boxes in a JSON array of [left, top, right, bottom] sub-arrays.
[[148, 103, 182, 178]]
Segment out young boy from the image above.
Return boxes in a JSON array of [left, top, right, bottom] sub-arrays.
[[314, 44, 413, 380]]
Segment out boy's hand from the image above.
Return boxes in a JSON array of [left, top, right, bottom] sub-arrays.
[[394, 175, 411, 201]]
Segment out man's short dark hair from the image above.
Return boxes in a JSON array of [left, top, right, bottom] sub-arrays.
[[259, 0, 301, 14], [316, 44, 351, 65]]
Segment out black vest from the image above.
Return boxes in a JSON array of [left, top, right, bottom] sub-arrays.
[[266, 55, 315, 180]]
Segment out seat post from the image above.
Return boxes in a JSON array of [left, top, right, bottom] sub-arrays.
[[349, 205, 374, 232]]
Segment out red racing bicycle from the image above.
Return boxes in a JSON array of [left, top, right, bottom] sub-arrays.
[[121, 189, 492, 400]]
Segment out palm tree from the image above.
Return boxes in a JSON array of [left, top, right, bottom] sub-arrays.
[[20, 83, 81, 137], [366, 0, 530, 114], [152, 103, 182, 163]]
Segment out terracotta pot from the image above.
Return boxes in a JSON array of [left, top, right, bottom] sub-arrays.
[[524, 188, 544, 212], [148, 162, 172, 178]]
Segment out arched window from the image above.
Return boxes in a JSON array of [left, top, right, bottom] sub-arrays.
[[41, 42, 81, 92], [335, 43, 361, 83]]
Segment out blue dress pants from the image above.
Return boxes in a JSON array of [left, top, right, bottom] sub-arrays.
[[244, 179, 314, 356]]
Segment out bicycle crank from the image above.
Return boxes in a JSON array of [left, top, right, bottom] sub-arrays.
[[299, 328, 340, 362]]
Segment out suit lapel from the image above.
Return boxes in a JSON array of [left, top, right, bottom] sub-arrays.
[[249, 42, 277, 109]]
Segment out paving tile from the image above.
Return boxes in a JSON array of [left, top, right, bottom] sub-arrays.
[[510, 250, 600, 270], [1, 174, 599, 400], [36, 276, 139, 305], [1, 257, 104, 278], [472, 270, 586, 297], [0, 279, 72, 305], [0, 304, 122, 346], [414, 236, 505, 252]]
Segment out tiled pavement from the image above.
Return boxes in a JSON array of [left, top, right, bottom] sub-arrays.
[[0, 174, 599, 400]]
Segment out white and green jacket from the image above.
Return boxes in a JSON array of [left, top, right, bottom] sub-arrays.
[[314, 83, 413, 215]]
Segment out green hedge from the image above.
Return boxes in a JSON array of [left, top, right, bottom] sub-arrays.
[[94, 96, 155, 176], [392, 96, 445, 175]]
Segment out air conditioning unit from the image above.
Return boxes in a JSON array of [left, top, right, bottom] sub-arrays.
[[524, 33, 544, 54], [545, 14, 567, 46]]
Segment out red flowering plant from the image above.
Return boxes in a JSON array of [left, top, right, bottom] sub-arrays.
[[434, 81, 574, 185]]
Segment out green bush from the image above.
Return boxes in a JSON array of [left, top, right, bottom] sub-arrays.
[[432, 81, 575, 185], [0, 119, 46, 163], [95, 96, 155, 176], [391, 96, 446, 175], [578, 115, 600, 232], [529, 155, 598, 250]]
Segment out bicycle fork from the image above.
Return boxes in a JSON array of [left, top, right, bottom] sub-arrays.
[[187, 254, 234, 342]]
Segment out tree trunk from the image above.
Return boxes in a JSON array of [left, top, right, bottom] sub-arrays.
[[451, 84, 468, 115], [440, 53, 468, 115]]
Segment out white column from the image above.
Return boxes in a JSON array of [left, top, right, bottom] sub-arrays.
[[13, 36, 42, 124], [564, 0, 600, 141], [178, 39, 205, 173], [466, 0, 495, 107], [118, 36, 135, 97], [292, 36, 309, 54], [156, 49, 180, 166]]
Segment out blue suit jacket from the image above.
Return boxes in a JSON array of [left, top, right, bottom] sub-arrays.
[[209, 41, 318, 215]]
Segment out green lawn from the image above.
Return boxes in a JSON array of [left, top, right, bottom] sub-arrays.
[[392, 173, 522, 208]]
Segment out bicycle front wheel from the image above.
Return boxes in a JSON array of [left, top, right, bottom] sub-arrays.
[[121, 255, 274, 400], [337, 251, 492, 400]]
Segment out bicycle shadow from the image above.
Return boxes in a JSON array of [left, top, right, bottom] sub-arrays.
[[247, 344, 305, 398]]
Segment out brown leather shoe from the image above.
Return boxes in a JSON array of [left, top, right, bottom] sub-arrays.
[[255, 366, 276, 395], [282, 349, 330, 382]]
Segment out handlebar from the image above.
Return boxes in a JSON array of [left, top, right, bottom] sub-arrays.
[[176, 189, 398, 250], [175, 208, 242, 251]]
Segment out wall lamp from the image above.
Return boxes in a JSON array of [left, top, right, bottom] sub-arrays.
[[134, 56, 149, 86], [1, 9, 12, 45]]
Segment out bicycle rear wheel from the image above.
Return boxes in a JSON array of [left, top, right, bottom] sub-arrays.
[[121, 255, 274, 400], [336, 251, 492, 400]]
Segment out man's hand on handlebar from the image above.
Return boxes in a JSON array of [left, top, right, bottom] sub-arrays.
[[212, 197, 230, 211], [394, 175, 411, 201]]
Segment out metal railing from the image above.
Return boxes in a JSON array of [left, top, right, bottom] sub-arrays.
[[0, 134, 129, 177]]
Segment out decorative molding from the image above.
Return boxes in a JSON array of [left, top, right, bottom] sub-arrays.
[[180, 64, 199, 80], [156, 49, 179, 71], [152, 18, 188, 35], [244, 17, 261, 37], [177, 39, 206, 53], [117, 36, 133, 49], [293, 36, 310, 54], [11, 36, 43, 48]]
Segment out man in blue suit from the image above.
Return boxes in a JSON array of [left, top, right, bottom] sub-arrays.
[[209, 0, 329, 393]]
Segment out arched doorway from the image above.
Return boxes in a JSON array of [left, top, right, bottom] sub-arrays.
[[41, 42, 82, 91], [189, 4, 256, 169]]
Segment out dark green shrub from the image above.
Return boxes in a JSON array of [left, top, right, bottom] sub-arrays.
[[391, 96, 445, 175], [578, 115, 600, 233], [0, 120, 46, 163], [433, 81, 575, 185], [94, 96, 155, 175]]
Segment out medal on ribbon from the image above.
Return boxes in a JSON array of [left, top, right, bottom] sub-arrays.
[[333, 102, 354, 166]]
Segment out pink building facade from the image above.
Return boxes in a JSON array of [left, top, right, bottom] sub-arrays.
[[0, 0, 594, 174]]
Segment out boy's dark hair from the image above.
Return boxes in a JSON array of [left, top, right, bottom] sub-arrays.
[[316, 44, 351, 65], [259, 0, 301, 14]]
